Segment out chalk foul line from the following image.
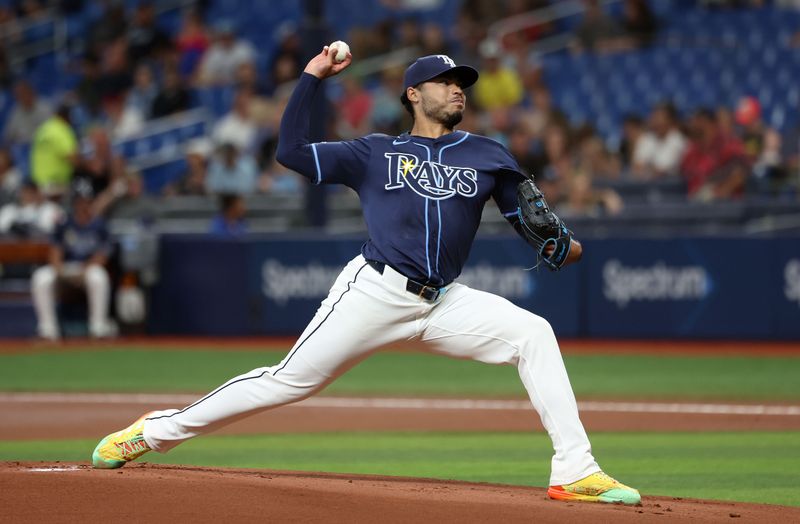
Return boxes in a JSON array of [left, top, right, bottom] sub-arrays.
[[1, 393, 799, 416]]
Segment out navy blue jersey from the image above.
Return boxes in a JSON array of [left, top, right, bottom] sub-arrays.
[[277, 73, 526, 286], [52, 215, 111, 263]]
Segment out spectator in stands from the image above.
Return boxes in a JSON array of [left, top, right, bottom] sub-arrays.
[[507, 122, 540, 174], [87, 2, 126, 51], [631, 102, 687, 179], [175, 8, 210, 77], [369, 67, 405, 136], [267, 53, 302, 97], [532, 122, 574, 205], [620, 0, 658, 49], [30, 104, 79, 196], [3, 80, 52, 145], [618, 114, 645, 172], [335, 77, 373, 139], [267, 23, 303, 89], [195, 20, 255, 87], [419, 23, 451, 56], [572, 0, 624, 54], [716, 106, 736, 140], [127, 1, 171, 66], [212, 89, 258, 153], [151, 66, 191, 119], [575, 126, 622, 181], [0, 147, 22, 205], [104, 170, 159, 222], [397, 17, 422, 49], [681, 108, 749, 201], [485, 106, 515, 146], [163, 138, 211, 196], [209, 193, 247, 237], [559, 171, 624, 217], [73, 127, 125, 201], [97, 37, 133, 101], [734, 96, 786, 194], [520, 85, 556, 138], [74, 53, 103, 120], [473, 41, 524, 110], [31, 180, 115, 340], [206, 142, 258, 195], [258, 140, 302, 195], [126, 64, 158, 120], [103, 94, 144, 140], [235, 62, 269, 96], [0, 181, 62, 238]]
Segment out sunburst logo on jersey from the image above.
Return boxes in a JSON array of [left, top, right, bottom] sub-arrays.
[[400, 158, 415, 177]]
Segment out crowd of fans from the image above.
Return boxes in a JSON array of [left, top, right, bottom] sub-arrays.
[[0, 0, 796, 338], [0, 0, 797, 242]]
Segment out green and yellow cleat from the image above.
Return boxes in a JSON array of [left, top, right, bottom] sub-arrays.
[[547, 471, 641, 505], [92, 412, 153, 469]]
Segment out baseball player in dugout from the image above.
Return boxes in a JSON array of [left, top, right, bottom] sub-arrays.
[[92, 45, 640, 505]]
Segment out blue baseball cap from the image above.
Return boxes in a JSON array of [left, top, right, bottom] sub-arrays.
[[403, 55, 479, 92]]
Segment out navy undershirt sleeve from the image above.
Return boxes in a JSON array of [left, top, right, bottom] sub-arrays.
[[276, 73, 369, 190]]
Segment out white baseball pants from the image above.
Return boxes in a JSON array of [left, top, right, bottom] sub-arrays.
[[31, 263, 111, 339], [144, 254, 600, 485]]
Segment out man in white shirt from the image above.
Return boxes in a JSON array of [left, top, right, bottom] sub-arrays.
[[0, 181, 62, 238], [212, 89, 258, 154], [196, 22, 256, 87], [632, 102, 687, 179]]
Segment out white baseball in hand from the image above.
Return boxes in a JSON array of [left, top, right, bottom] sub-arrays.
[[329, 40, 350, 63]]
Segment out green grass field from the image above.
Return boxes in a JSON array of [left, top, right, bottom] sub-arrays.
[[2, 344, 799, 507], [1, 347, 799, 400], [1, 431, 798, 506]]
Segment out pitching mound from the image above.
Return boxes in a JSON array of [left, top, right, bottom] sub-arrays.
[[2, 462, 798, 523]]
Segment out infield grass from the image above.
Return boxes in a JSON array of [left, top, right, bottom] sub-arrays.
[[1, 347, 799, 400], [1, 431, 798, 507]]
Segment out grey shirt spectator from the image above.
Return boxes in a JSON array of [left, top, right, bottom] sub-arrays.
[[196, 22, 256, 86], [3, 81, 52, 144], [206, 143, 258, 195]]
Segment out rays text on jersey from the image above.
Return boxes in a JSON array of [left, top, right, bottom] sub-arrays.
[[384, 152, 478, 200]]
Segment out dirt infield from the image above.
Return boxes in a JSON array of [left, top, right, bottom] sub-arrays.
[[2, 462, 798, 523]]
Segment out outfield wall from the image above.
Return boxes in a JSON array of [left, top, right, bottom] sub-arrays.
[[148, 235, 800, 339]]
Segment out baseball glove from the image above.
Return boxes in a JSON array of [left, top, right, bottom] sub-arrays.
[[516, 177, 573, 271]]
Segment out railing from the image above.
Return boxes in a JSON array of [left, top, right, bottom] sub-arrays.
[[484, 0, 622, 57], [110, 108, 212, 170]]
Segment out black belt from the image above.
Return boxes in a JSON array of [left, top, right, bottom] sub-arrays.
[[365, 259, 445, 302]]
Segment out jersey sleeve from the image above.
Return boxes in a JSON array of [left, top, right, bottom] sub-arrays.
[[490, 143, 527, 219], [305, 136, 370, 188], [276, 73, 370, 190]]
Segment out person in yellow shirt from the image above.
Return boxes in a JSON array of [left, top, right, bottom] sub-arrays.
[[30, 105, 79, 196], [473, 45, 523, 110]]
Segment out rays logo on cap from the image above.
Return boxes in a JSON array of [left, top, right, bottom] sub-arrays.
[[436, 55, 456, 68], [384, 152, 477, 200]]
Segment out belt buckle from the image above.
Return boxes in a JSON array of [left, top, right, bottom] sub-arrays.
[[418, 285, 439, 301]]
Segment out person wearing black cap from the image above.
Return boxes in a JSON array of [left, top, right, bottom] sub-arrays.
[[92, 47, 640, 506]]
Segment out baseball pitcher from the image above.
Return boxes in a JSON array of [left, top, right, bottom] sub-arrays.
[[92, 46, 640, 505]]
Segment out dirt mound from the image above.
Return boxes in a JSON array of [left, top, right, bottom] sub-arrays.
[[2, 462, 797, 523]]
